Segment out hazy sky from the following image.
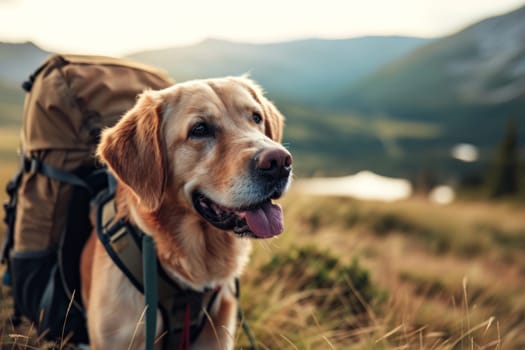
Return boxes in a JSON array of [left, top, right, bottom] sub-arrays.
[[1, 0, 524, 56]]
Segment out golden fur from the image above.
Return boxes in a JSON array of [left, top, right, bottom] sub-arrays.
[[80, 76, 291, 349]]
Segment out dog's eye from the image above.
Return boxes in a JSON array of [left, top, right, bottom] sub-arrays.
[[189, 122, 212, 138], [252, 112, 263, 124]]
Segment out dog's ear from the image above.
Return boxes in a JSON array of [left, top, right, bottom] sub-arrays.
[[233, 76, 285, 142], [97, 91, 167, 211]]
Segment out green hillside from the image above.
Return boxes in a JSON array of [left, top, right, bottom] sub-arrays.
[[128, 36, 429, 104], [336, 6, 525, 141], [326, 5, 525, 180], [277, 101, 442, 177], [0, 80, 24, 126]]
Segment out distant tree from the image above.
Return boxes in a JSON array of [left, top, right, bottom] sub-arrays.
[[413, 168, 436, 195], [489, 119, 519, 198]]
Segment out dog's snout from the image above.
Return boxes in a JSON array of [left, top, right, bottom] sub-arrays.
[[254, 148, 292, 180]]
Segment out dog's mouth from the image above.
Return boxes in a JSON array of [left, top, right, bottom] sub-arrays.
[[191, 191, 284, 239]]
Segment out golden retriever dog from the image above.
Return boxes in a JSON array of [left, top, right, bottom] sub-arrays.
[[80, 76, 292, 350]]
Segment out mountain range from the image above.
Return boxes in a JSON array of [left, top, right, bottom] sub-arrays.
[[336, 6, 525, 136], [1, 4, 524, 180], [128, 36, 430, 104], [0, 42, 48, 84]]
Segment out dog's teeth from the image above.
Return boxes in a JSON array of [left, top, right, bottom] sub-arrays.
[[209, 203, 221, 215]]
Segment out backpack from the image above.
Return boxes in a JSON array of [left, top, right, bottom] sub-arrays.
[[1, 54, 173, 344]]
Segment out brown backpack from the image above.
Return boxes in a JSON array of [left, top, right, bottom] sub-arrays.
[[1, 54, 173, 344]]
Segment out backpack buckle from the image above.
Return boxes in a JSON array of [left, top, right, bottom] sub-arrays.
[[23, 157, 41, 175]]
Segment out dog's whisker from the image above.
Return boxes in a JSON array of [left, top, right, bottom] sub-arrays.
[[255, 238, 276, 252]]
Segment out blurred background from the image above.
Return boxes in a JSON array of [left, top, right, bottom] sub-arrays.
[[1, 0, 525, 349]]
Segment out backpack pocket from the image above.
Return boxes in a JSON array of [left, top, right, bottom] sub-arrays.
[[10, 249, 88, 343]]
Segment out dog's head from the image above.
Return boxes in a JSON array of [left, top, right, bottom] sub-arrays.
[[98, 76, 292, 239]]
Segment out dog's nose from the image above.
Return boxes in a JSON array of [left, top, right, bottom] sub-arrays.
[[255, 148, 293, 180]]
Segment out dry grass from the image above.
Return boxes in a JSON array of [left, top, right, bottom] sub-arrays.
[[233, 190, 525, 349], [1, 164, 524, 349]]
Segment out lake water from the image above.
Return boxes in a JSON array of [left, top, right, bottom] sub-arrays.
[[295, 171, 455, 204]]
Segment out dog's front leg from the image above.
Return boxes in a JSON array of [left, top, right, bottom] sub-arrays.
[[86, 244, 163, 350], [192, 288, 238, 350]]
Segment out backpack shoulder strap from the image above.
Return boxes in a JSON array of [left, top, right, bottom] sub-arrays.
[[23, 157, 93, 193], [1, 165, 24, 268], [95, 188, 145, 291], [94, 178, 220, 349]]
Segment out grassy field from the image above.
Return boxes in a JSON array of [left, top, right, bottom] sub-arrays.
[[232, 192, 525, 349], [278, 102, 443, 177], [1, 180, 524, 348]]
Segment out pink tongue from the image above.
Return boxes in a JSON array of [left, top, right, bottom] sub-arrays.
[[244, 202, 284, 238]]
